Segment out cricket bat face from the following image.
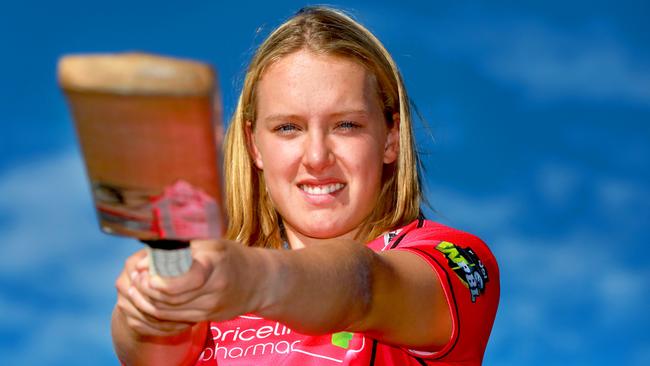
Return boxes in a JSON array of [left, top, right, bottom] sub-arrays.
[[59, 53, 225, 241]]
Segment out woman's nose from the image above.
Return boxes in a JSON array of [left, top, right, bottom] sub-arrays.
[[302, 130, 334, 172]]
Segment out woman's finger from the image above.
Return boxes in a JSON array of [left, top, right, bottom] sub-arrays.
[[117, 257, 194, 332], [134, 253, 149, 272], [129, 284, 205, 323], [125, 249, 148, 270], [119, 302, 190, 336], [132, 270, 203, 306], [117, 291, 191, 335], [151, 290, 222, 313], [145, 291, 245, 324], [125, 294, 194, 331]]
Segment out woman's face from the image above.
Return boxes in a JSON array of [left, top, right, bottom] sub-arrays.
[[248, 50, 398, 246]]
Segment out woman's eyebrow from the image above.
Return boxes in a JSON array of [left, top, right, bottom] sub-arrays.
[[263, 110, 369, 122], [329, 109, 369, 119], [262, 114, 304, 123]]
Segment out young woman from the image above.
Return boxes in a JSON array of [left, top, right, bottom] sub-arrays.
[[112, 6, 499, 365]]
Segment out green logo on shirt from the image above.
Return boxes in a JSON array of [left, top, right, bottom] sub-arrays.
[[435, 241, 489, 302], [331, 332, 353, 349]]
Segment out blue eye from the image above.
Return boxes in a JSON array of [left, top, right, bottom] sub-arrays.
[[338, 121, 360, 130], [274, 123, 299, 134]]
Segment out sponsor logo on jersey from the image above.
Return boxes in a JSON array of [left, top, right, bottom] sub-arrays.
[[331, 331, 354, 349], [435, 241, 488, 302], [199, 316, 366, 363]]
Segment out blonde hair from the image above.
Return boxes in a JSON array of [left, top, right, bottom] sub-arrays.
[[224, 6, 422, 248]]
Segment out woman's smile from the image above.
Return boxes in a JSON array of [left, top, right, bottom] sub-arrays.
[[298, 182, 345, 196], [297, 180, 347, 205]]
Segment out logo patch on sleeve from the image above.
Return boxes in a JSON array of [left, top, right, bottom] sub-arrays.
[[435, 241, 489, 302]]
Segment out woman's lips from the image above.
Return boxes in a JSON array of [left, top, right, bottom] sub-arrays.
[[298, 182, 345, 195], [297, 182, 346, 205]]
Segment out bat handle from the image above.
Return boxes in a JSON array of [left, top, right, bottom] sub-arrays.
[[140, 239, 192, 277]]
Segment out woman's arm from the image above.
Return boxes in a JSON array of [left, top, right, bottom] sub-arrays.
[[267, 240, 452, 348], [130, 238, 452, 350]]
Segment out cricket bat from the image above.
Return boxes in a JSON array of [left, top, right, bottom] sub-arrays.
[[58, 52, 225, 277]]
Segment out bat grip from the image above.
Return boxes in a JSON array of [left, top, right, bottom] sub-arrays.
[[140, 239, 192, 277]]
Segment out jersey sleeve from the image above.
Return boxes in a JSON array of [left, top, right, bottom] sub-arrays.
[[389, 221, 500, 364]]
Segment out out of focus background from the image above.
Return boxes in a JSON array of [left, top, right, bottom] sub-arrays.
[[1, 0, 648, 365]]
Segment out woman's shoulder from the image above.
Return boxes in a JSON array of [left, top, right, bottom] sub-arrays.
[[368, 217, 499, 301], [372, 218, 500, 362], [371, 218, 493, 256]]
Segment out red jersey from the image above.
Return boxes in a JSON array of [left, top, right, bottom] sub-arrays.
[[194, 219, 499, 365]]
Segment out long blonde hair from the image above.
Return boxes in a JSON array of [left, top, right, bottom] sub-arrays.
[[224, 6, 422, 248]]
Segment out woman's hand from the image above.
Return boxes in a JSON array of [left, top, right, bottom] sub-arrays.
[[114, 249, 194, 337], [127, 239, 272, 326]]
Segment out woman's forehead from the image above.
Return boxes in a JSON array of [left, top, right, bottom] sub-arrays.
[[255, 50, 382, 120]]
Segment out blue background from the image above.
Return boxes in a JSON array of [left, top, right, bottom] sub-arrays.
[[1, 0, 648, 365]]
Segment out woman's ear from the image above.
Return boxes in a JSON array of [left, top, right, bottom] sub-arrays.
[[245, 121, 264, 169], [383, 113, 400, 164]]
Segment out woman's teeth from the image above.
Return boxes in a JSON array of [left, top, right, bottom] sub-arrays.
[[300, 183, 344, 195]]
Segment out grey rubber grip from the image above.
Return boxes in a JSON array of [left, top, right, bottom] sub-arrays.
[[147, 246, 192, 277]]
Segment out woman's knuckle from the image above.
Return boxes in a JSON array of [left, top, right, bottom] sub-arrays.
[[148, 308, 165, 320], [126, 318, 140, 329], [213, 277, 229, 293]]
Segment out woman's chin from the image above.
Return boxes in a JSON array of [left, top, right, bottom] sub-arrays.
[[292, 222, 358, 242]]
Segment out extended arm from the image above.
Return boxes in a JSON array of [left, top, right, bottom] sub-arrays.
[[258, 239, 452, 348], [126, 238, 451, 353]]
